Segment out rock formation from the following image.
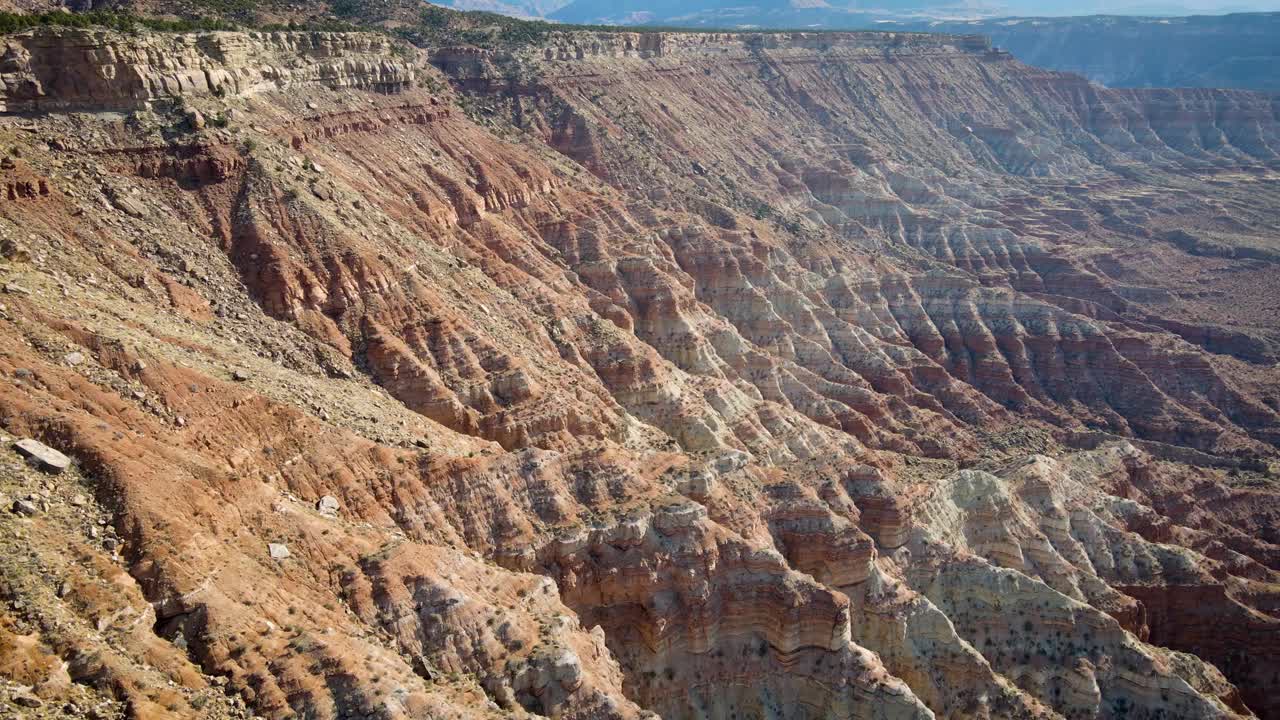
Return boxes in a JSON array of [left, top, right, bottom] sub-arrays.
[[0, 20, 1276, 720]]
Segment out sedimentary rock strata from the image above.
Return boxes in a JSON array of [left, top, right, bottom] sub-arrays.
[[0, 22, 1276, 720]]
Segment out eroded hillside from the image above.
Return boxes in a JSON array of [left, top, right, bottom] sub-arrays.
[[0, 22, 1277, 720]]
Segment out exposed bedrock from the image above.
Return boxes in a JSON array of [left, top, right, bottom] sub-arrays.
[[0, 28, 416, 112], [0, 23, 1277, 720]]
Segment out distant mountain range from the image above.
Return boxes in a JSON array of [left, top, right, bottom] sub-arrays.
[[441, 0, 572, 19]]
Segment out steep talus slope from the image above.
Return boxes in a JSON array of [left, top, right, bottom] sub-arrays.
[[0, 24, 1276, 720]]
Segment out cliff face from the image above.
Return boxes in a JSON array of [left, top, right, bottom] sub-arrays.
[[0, 29, 416, 112], [543, 8, 1280, 93], [0, 25, 1277, 720]]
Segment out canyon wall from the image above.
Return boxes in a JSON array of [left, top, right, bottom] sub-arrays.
[[0, 24, 1276, 720], [0, 29, 416, 112]]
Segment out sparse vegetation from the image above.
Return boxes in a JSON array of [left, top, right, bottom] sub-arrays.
[[0, 10, 240, 34]]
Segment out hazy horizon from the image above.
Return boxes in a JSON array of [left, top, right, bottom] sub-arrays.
[[439, 0, 1280, 20], [979, 0, 1280, 16]]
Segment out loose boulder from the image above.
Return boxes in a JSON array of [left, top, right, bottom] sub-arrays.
[[14, 438, 71, 474], [316, 495, 340, 517]]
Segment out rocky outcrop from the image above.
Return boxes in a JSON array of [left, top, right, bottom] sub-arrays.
[[0, 28, 416, 112]]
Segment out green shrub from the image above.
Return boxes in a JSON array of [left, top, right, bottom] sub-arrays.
[[331, 0, 362, 18]]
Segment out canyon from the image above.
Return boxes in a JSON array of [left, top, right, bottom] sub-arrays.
[[0, 13, 1276, 720], [889, 13, 1280, 93]]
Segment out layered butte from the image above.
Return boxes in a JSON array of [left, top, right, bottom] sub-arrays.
[[0, 23, 1276, 720]]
